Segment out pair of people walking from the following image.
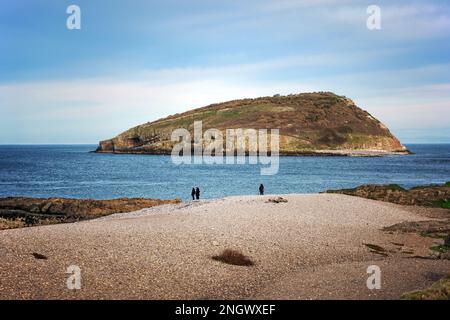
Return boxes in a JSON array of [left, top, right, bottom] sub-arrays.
[[191, 187, 200, 200]]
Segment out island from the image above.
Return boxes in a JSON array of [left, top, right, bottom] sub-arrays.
[[96, 92, 409, 156]]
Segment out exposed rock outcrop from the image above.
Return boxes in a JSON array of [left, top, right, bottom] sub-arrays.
[[0, 197, 181, 230], [326, 182, 450, 207]]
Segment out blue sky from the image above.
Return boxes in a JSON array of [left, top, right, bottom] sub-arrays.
[[1, 0, 449, 143]]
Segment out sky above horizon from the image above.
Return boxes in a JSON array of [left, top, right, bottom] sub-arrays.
[[1, 0, 449, 144]]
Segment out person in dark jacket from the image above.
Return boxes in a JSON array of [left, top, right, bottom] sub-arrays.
[[195, 187, 200, 200], [191, 187, 196, 201], [259, 184, 264, 195]]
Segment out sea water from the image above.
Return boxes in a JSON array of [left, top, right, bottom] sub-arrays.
[[0, 144, 448, 201]]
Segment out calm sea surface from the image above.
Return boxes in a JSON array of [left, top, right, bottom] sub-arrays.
[[0, 144, 449, 201]]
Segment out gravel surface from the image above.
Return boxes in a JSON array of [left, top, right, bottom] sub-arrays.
[[0, 194, 448, 300]]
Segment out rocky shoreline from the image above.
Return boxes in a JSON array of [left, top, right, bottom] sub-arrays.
[[0, 197, 181, 230], [325, 182, 450, 207], [94, 149, 411, 157]]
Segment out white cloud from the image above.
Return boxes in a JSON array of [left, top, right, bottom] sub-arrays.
[[1, 54, 449, 143], [0, 76, 313, 143]]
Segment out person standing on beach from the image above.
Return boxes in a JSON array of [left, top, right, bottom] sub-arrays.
[[191, 187, 196, 201], [259, 184, 264, 195], [195, 187, 200, 200]]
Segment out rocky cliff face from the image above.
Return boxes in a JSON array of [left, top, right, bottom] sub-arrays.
[[96, 92, 408, 156]]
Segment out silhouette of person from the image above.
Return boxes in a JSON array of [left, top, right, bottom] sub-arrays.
[[259, 184, 264, 195], [191, 187, 196, 201], [195, 187, 200, 200]]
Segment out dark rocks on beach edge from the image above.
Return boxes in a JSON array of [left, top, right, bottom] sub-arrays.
[[0, 197, 181, 230], [325, 182, 450, 208]]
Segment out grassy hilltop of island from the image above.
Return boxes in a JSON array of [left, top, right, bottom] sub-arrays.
[[96, 92, 409, 156]]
